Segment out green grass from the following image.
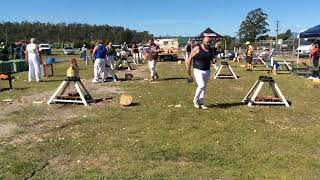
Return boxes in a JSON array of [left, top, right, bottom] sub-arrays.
[[1, 57, 320, 179]]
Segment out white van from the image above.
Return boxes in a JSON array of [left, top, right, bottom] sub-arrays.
[[39, 44, 52, 54], [296, 45, 311, 57]]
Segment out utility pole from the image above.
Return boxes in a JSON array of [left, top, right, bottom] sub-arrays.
[[58, 31, 60, 44], [5, 29, 8, 45], [275, 20, 280, 52]]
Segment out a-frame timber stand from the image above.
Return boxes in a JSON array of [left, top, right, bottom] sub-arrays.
[[213, 61, 238, 79], [242, 76, 290, 107], [47, 77, 93, 106]]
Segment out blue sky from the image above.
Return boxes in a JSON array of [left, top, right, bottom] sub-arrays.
[[0, 0, 317, 37]]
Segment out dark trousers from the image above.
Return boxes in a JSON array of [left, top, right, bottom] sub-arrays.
[[312, 56, 319, 69]]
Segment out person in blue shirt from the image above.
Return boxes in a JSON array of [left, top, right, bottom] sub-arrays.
[[92, 40, 107, 83]]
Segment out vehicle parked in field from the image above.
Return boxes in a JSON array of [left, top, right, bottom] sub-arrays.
[[39, 44, 51, 54], [62, 46, 75, 55], [296, 45, 311, 57], [155, 38, 179, 61]]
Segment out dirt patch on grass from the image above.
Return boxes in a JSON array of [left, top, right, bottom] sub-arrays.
[[0, 123, 17, 138]]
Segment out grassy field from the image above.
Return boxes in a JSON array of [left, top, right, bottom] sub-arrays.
[[0, 55, 320, 179]]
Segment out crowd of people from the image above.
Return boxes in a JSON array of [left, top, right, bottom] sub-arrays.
[[89, 40, 158, 83], [5, 36, 319, 109]]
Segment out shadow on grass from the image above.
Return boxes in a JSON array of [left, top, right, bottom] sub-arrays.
[[128, 102, 140, 106], [115, 67, 135, 71], [159, 77, 186, 81], [213, 76, 241, 79], [106, 77, 143, 82], [207, 102, 246, 108], [252, 69, 270, 72], [43, 79, 65, 82], [0, 87, 29, 92]]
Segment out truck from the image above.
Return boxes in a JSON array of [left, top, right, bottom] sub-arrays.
[[39, 44, 52, 55], [155, 38, 179, 61]]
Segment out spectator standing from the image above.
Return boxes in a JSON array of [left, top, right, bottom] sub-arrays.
[[25, 38, 42, 82]]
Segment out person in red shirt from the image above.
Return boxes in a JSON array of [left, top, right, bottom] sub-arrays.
[[311, 43, 319, 68], [132, 43, 140, 64], [145, 39, 160, 80]]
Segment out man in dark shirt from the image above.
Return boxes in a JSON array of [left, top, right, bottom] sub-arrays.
[[185, 36, 214, 109], [146, 39, 160, 81]]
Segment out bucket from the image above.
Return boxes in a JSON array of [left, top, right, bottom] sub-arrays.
[[47, 58, 55, 64]]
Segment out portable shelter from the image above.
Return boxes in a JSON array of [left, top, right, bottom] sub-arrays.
[[190, 27, 222, 41], [297, 25, 320, 66], [298, 25, 320, 39]]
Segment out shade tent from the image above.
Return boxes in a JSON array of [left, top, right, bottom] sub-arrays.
[[298, 25, 320, 39], [190, 27, 223, 41], [297, 25, 320, 66]]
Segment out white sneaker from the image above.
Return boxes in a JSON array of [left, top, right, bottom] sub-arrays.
[[193, 100, 200, 109], [200, 105, 208, 110], [92, 79, 99, 83]]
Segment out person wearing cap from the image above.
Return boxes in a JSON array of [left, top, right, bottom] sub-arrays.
[[80, 44, 87, 61], [25, 38, 42, 82], [92, 40, 107, 83], [244, 41, 254, 71]]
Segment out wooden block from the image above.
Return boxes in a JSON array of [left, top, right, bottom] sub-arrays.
[[120, 94, 133, 106], [313, 79, 320, 88], [125, 73, 134, 80], [0, 74, 9, 79]]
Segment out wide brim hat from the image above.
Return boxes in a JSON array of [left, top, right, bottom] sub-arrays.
[[245, 41, 251, 45]]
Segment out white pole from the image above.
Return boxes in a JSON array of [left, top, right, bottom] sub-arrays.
[[224, 39, 227, 58], [297, 38, 300, 68]]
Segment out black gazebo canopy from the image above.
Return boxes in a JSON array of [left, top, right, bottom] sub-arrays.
[[190, 27, 222, 41]]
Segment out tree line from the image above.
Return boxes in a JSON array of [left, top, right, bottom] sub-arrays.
[[0, 21, 153, 48]]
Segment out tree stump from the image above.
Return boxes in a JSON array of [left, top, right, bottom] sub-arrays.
[[125, 73, 134, 80], [120, 94, 133, 106]]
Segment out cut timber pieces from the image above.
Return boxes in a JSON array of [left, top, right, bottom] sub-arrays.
[[213, 61, 238, 79], [242, 76, 290, 107], [120, 94, 133, 106], [47, 77, 93, 106], [313, 78, 320, 88], [125, 73, 134, 80]]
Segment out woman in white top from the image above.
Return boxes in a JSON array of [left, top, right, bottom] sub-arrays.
[[25, 38, 42, 82]]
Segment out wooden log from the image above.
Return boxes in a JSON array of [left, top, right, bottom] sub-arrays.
[[125, 73, 134, 80], [68, 92, 80, 97], [120, 94, 133, 106], [0, 74, 9, 79], [313, 79, 320, 88]]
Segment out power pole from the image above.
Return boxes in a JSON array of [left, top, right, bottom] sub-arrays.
[[275, 20, 280, 52], [5, 29, 8, 45], [58, 31, 60, 44]]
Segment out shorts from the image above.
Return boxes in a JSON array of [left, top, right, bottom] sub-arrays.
[[246, 56, 253, 64]]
